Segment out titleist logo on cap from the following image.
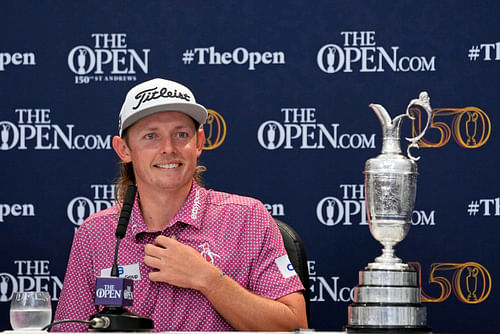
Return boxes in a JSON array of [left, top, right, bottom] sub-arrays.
[[133, 86, 191, 110]]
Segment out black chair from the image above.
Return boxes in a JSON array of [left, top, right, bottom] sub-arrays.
[[275, 219, 311, 324]]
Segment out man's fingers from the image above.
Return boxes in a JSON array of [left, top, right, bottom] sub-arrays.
[[154, 234, 178, 248], [144, 254, 163, 269], [144, 243, 167, 258], [153, 235, 170, 248], [148, 270, 162, 282]]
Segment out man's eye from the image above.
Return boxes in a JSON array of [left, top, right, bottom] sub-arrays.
[[177, 132, 188, 138], [145, 133, 155, 140]]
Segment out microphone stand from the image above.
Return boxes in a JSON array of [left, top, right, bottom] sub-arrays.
[[89, 185, 154, 332], [90, 305, 154, 332]]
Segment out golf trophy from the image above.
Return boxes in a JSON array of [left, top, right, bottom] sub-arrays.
[[346, 92, 434, 333]]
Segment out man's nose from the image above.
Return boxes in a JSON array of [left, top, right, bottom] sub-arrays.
[[160, 136, 176, 154]]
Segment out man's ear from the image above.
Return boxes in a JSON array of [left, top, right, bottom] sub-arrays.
[[196, 128, 205, 157], [112, 136, 132, 162]]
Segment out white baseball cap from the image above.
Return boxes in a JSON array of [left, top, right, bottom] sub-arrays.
[[118, 78, 208, 136]]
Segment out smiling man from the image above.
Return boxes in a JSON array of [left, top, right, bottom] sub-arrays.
[[54, 78, 307, 331]]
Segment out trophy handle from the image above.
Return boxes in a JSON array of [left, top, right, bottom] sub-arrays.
[[404, 91, 433, 161]]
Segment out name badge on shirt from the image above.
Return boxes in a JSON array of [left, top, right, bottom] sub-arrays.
[[275, 255, 297, 279], [101, 263, 141, 281]]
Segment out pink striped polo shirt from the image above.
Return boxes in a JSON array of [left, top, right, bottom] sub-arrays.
[[54, 182, 303, 331]]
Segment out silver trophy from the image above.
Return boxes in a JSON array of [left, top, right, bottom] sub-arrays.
[[346, 92, 434, 333]]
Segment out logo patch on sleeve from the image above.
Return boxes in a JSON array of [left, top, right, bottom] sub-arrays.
[[275, 255, 297, 279]]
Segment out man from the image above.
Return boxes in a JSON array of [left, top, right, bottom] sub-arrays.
[[54, 78, 307, 331]]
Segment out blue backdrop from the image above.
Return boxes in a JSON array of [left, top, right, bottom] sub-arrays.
[[1, 1, 498, 332]]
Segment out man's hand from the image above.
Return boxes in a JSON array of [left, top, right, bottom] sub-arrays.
[[144, 235, 220, 291]]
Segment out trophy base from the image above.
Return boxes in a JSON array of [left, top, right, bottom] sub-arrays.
[[346, 268, 430, 332], [345, 324, 432, 333]]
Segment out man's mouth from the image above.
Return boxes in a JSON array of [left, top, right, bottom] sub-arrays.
[[154, 163, 180, 169]]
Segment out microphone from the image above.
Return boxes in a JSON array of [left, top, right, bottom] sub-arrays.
[[89, 184, 154, 332], [111, 184, 137, 277], [115, 184, 137, 239]]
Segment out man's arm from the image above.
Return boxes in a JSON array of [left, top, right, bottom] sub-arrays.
[[144, 235, 308, 331], [202, 272, 307, 331]]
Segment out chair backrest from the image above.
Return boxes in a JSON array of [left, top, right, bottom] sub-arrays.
[[275, 219, 311, 324]]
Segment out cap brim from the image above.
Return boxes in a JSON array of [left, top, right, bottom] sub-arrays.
[[121, 102, 208, 135]]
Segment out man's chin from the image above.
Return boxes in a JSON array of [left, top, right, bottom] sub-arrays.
[[154, 179, 193, 192]]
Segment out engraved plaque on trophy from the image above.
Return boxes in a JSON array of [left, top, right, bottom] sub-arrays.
[[345, 92, 434, 333]]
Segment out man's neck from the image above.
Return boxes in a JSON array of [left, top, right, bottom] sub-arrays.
[[137, 182, 193, 231]]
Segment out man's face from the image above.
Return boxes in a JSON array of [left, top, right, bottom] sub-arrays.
[[114, 111, 204, 194]]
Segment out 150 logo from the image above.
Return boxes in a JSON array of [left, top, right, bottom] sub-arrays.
[[203, 109, 226, 150], [411, 107, 491, 148], [409, 261, 491, 304]]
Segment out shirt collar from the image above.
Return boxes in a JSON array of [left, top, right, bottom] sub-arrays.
[[170, 181, 206, 229], [127, 181, 206, 240]]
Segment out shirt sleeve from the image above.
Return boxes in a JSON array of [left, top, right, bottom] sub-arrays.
[[246, 202, 304, 300], [53, 224, 97, 332]]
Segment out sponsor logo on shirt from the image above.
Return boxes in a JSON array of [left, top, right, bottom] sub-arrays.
[[191, 188, 201, 219], [275, 255, 297, 279], [199, 242, 220, 265]]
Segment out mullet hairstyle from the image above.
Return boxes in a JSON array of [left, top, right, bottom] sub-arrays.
[[115, 124, 207, 203]]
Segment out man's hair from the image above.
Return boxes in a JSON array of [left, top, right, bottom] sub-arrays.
[[115, 126, 206, 203]]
